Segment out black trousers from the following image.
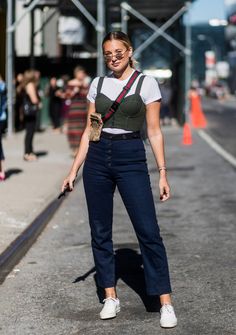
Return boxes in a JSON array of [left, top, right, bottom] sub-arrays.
[[24, 117, 36, 154], [49, 102, 61, 129], [0, 121, 6, 160]]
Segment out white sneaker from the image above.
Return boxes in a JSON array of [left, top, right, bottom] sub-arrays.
[[160, 304, 177, 328], [100, 297, 120, 320]]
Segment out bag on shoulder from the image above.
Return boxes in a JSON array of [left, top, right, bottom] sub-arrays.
[[23, 95, 38, 117]]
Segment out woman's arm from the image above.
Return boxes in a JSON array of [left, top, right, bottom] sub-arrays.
[[26, 82, 39, 104], [61, 101, 95, 191], [146, 101, 170, 202]]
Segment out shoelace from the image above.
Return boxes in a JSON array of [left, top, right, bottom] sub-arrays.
[[103, 297, 118, 303], [161, 304, 174, 313]]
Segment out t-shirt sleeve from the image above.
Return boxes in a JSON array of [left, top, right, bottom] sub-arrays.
[[87, 77, 99, 103], [141, 76, 162, 105]]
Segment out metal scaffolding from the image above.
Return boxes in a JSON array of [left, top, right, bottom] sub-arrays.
[[6, 0, 191, 134], [6, 0, 105, 135], [184, 2, 192, 123], [121, 1, 192, 124]]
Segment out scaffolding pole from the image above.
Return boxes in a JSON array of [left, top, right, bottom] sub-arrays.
[[30, 9, 35, 69], [97, 0, 105, 76], [184, 2, 192, 123], [121, 4, 128, 34], [70, 0, 98, 28], [6, 0, 14, 136]]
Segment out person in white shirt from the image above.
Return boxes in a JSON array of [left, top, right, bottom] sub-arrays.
[[62, 31, 177, 328]]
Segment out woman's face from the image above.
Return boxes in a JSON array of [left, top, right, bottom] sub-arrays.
[[103, 40, 132, 72], [50, 77, 57, 86], [75, 70, 86, 82]]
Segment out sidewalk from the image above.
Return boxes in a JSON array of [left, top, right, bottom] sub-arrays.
[[0, 129, 73, 257]]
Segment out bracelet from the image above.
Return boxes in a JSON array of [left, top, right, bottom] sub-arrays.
[[158, 166, 167, 172]]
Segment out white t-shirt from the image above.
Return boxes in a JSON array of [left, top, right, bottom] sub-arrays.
[[87, 71, 162, 134]]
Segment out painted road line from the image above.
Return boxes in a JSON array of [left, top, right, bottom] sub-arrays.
[[198, 129, 236, 168]]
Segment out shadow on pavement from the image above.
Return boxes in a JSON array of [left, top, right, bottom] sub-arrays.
[[34, 150, 48, 157], [73, 248, 161, 313], [5, 168, 23, 180], [114, 248, 161, 312]]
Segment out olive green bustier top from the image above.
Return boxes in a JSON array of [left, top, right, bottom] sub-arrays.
[[95, 75, 146, 132]]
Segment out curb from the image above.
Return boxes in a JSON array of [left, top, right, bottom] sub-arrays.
[[0, 198, 63, 284], [0, 176, 81, 285]]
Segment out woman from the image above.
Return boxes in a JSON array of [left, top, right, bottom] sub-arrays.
[[62, 31, 177, 328], [22, 70, 39, 161], [66, 66, 89, 156], [47, 77, 62, 132], [0, 74, 7, 181], [15, 73, 25, 131]]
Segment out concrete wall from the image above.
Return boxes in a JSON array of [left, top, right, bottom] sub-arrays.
[[15, 1, 32, 56], [44, 8, 60, 58], [15, 2, 59, 58]]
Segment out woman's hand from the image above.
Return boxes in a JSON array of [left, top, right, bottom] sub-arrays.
[[61, 171, 77, 192], [159, 174, 170, 202], [60, 102, 95, 195]]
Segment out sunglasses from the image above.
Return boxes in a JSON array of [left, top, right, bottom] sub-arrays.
[[103, 49, 128, 62]]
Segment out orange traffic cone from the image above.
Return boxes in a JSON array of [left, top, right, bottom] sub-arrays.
[[182, 122, 193, 145], [190, 91, 207, 128]]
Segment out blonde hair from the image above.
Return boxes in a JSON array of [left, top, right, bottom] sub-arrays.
[[102, 31, 137, 68], [22, 70, 37, 89], [73, 65, 86, 78]]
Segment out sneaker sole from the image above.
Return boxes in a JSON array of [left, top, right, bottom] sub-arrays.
[[160, 320, 177, 328], [100, 306, 120, 320]]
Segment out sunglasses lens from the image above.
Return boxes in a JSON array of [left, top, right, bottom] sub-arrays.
[[104, 50, 127, 61], [116, 54, 123, 60]]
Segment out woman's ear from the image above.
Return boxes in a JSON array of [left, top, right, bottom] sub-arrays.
[[128, 47, 133, 58]]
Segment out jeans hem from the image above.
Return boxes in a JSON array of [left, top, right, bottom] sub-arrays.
[[146, 289, 172, 296], [97, 282, 116, 289]]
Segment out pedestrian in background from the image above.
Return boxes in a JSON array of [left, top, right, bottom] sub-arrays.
[[0, 74, 7, 181], [47, 77, 62, 133], [160, 79, 172, 126], [15, 73, 24, 131], [62, 31, 177, 328], [66, 66, 90, 156], [22, 70, 39, 162], [56, 75, 70, 134], [34, 70, 44, 133]]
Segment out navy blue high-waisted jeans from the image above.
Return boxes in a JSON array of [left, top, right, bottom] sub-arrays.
[[82, 136, 172, 296]]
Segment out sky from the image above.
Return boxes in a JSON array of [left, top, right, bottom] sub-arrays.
[[190, 0, 226, 24]]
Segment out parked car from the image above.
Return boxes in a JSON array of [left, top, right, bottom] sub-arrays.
[[207, 81, 229, 100]]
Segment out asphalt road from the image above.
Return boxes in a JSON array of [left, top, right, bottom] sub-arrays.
[[202, 96, 236, 158], [0, 128, 235, 335]]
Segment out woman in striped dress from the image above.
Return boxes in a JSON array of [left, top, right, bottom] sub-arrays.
[[66, 66, 90, 155]]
